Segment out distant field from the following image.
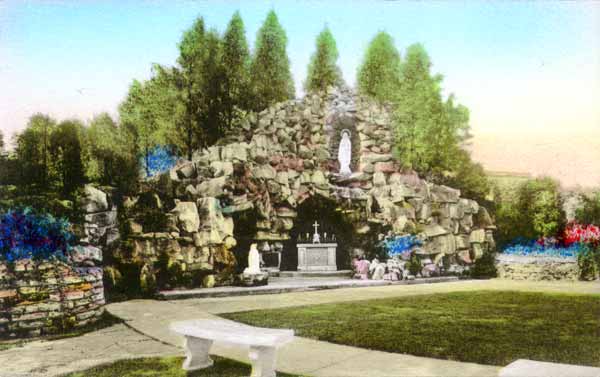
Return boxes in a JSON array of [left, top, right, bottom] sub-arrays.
[[486, 171, 532, 202]]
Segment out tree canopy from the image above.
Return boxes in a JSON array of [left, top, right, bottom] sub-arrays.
[[393, 44, 470, 180], [222, 11, 251, 128], [15, 113, 56, 189], [305, 26, 344, 92], [357, 31, 401, 102], [250, 10, 295, 111]]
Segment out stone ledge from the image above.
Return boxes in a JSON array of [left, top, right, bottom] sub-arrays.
[[157, 276, 460, 300]]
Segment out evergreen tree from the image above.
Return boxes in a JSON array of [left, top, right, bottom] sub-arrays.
[[357, 31, 401, 102], [222, 11, 251, 128], [175, 17, 208, 158], [200, 29, 226, 146], [250, 10, 295, 111], [304, 26, 344, 92], [0, 129, 4, 152]]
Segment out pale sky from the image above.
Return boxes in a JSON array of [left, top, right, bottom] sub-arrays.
[[0, 1, 598, 188]]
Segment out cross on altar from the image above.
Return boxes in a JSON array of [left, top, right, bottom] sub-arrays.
[[312, 221, 320, 235]]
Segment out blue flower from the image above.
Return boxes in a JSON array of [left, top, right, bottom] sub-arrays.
[[0, 208, 73, 262], [141, 146, 178, 178], [381, 235, 422, 258]]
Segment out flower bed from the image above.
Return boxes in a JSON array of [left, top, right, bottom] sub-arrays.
[[497, 222, 600, 281]]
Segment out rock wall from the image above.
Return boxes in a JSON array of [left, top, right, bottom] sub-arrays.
[[495, 254, 579, 281], [0, 185, 113, 339], [0, 259, 105, 339], [79, 185, 119, 250], [114, 88, 495, 289]]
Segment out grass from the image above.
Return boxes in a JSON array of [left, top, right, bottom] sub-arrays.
[[0, 311, 121, 351], [223, 290, 600, 366], [61, 356, 303, 377]]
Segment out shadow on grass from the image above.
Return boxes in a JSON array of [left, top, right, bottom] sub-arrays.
[[0, 311, 121, 351], [61, 356, 303, 377]]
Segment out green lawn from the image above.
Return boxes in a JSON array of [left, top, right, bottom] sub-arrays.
[[62, 356, 302, 377], [223, 290, 600, 366]]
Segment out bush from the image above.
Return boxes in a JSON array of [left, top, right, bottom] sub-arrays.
[[470, 250, 497, 279], [575, 191, 600, 225], [0, 208, 74, 262], [577, 243, 599, 281], [495, 177, 565, 249]]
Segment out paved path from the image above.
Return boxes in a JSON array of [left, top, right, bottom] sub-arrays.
[[0, 324, 178, 377], [2, 279, 598, 377]]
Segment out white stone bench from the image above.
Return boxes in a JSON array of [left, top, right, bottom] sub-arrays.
[[499, 359, 600, 377], [170, 319, 294, 377]]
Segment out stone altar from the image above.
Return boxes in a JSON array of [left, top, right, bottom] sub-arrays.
[[297, 243, 338, 271]]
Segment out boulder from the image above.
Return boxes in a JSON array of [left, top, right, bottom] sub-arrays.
[[70, 245, 103, 264], [430, 185, 460, 203], [81, 185, 108, 213], [423, 224, 449, 238], [210, 161, 234, 177], [196, 176, 227, 197], [373, 172, 387, 187], [176, 162, 196, 179], [469, 229, 486, 243], [171, 202, 200, 233]]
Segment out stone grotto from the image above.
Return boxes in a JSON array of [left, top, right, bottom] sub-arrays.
[[106, 87, 496, 292]]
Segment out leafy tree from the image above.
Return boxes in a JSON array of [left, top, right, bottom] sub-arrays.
[[357, 31, 401, 102], [250, 10, 295, 111], [443, 149, 492, 206], [222, 11, 251, 129], [496, 177, 565, 246], [393, 44, 469, 179], [0, 129, 4, 152], [85, 113, 124, 184], [305, 26, 344, 92], [49, 120, 86, 195], [119, 78, 168, 176], [15, 113, 56, 189], [576, 192, 600, 226]]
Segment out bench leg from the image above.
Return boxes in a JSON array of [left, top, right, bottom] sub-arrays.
[[182, 336, 213, 371], [248, 346, 277, 377]]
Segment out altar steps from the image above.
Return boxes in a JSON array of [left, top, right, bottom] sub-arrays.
[[157, 276, 460, 300], [274, 270, 353, 278]]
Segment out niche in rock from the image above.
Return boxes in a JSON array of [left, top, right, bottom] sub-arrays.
[[231, 208, 259, 274], [327, 114, 361, 174], [281, 195, 354, 271]]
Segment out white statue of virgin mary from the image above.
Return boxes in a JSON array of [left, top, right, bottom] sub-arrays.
[[338, 130, 352, 175]]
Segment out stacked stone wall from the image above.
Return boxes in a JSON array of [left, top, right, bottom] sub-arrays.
[[0, 260, 104, 338], [495, 255, 579, 281]]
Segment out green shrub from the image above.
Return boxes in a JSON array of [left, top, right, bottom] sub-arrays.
[[578, 243, 599, 281], [470, 250, 497, 279]]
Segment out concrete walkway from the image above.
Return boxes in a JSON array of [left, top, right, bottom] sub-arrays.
[[2, 279, 598, 377], [0, 323, 178, 377]]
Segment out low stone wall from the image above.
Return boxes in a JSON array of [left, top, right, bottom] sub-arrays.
[[0, 259, 105, 338], [495, 254, 579, 281]]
